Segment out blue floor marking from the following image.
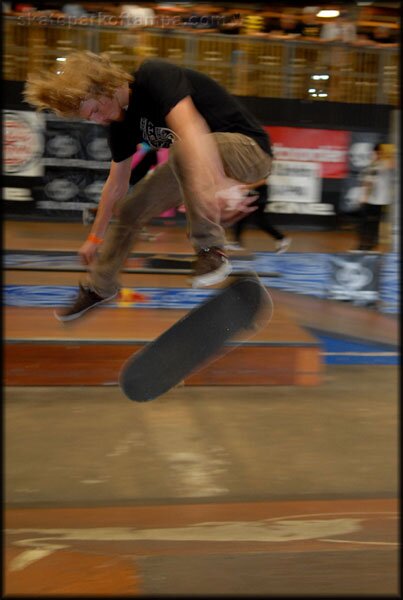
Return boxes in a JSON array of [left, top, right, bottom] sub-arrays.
[[3, 285, 216, 309], [4, 251, 399, 313], [308, 328, 399, 365]]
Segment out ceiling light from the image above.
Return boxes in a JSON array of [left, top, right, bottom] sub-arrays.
[[317, 9, 340, 18]]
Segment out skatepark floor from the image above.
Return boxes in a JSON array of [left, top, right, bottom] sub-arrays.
[[4, 365, 399, 596]]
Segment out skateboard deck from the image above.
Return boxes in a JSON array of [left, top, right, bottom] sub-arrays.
[[119, 274, 273, 402]]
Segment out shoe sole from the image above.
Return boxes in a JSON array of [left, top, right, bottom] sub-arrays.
[[192, 261, 232, 288], [54, 291, 118, 323]]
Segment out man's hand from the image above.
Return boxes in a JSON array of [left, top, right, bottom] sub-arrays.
[[217, 183, 258, 226], [78, 239, 100, 266], [78, 157, 132, 266]]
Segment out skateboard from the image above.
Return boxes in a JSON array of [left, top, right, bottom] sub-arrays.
[[119, 274, 273, 402]]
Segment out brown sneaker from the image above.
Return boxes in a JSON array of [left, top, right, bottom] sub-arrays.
[[192, 247, 232, 288], [54, 283, 118, 322]]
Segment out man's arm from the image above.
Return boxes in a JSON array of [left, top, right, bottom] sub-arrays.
[[166, 96, 257, 224], [79, 156, 132, 264], [166, 95, 225, 186]]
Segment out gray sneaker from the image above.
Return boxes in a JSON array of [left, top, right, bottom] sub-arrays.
[[192, 247, 232, 288], [275, 237, 291, 254], [54, 283, 118, 322]]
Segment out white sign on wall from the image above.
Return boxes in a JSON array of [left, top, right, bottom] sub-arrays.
[[269, 160, 322, 204]]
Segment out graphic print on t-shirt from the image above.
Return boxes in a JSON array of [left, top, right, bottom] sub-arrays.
[[140, 117, 179, 149]]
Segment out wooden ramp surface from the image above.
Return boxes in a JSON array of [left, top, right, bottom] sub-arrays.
[[4, 302, 322, 387], [4, 269, 398, 348], [6, 220, 360, 389]]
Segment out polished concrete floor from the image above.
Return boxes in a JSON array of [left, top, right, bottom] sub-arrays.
[[5, 367, 398, 505], [4, 365, 399, 596]]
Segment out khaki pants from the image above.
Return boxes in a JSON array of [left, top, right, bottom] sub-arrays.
[[87, 132, 272, 297]]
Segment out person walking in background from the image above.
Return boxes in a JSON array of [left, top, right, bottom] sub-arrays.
[[225, 179, 291, 253], [355, 143, 392, 251]]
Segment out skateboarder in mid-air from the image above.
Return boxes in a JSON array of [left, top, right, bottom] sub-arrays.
[[25, 51, 273, 321]]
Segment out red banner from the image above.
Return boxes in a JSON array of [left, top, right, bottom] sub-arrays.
[[265, 126, 350, 179]]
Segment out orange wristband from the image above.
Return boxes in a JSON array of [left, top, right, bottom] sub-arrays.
[[88, 234, 103, 244]]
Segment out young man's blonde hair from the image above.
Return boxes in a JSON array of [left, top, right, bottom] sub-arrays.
[[24, 51, 133, 117]]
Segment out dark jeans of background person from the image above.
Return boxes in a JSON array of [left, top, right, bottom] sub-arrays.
[[233, 184, 285, 244], [358, 203, 384, 250]]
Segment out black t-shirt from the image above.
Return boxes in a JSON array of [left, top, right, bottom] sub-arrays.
[[108, 59, 272, 162], [129, 148, 158, 186]]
